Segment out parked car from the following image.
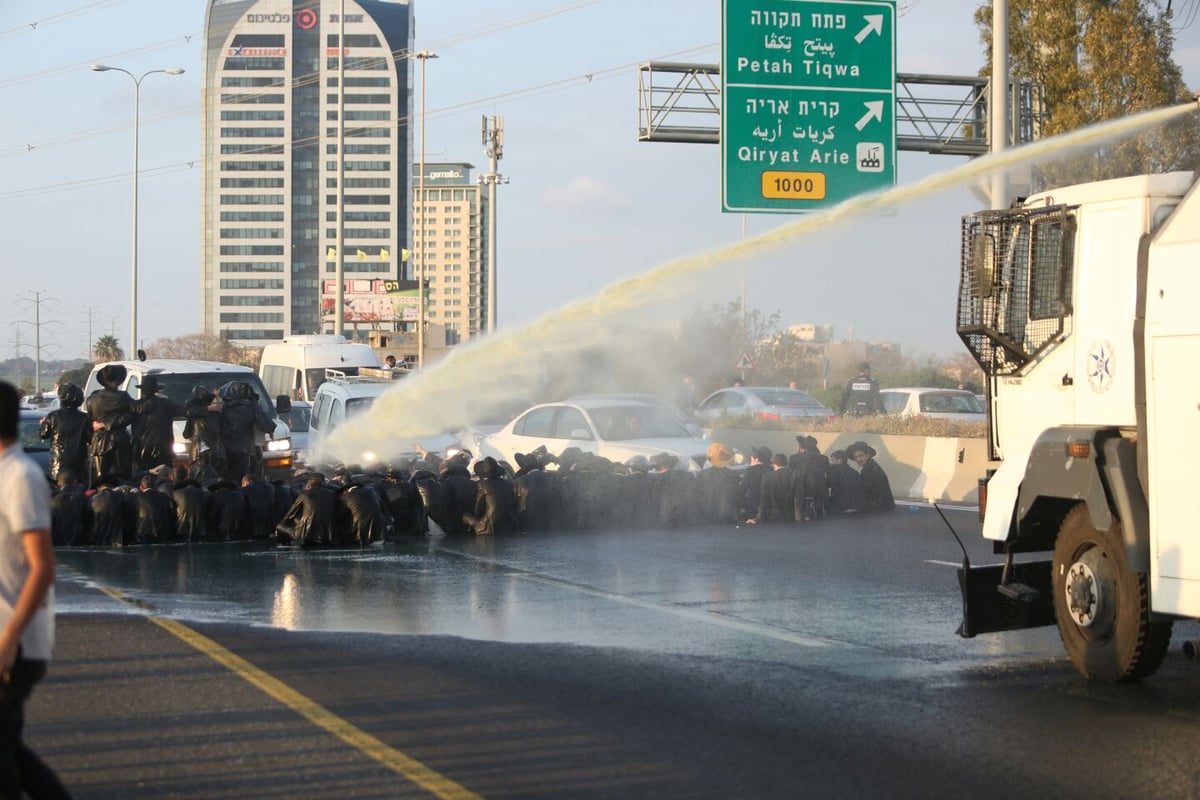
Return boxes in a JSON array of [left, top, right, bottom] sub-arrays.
[[452, 396, 537, 456], [480, 398, 712, 472], [565, 393, 703, 437], [18, 408, 50, 479], [692, 387, 836, 423], [879, 387, 986, 423]]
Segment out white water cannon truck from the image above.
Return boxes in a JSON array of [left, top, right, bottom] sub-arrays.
[[956, 168, 1200, 681]]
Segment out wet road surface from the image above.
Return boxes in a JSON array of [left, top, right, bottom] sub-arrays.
[[32, 506, 1200, 798]]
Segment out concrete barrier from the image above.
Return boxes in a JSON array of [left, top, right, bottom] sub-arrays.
[[707, 428, 989, 505]]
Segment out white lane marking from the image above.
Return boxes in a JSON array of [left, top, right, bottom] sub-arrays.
[[925, 560, 965, 567]]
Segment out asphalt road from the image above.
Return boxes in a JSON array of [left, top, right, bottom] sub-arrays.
[[30, 506, 1200, 799]]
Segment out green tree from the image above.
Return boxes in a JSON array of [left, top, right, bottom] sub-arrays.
[[672, 302, 780, 396], [975, 0, 1200, 186], [93, 335, 123, 362], [58, 364, 93, 388]]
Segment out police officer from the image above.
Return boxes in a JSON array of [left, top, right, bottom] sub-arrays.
[[840, 362, 881, 417]]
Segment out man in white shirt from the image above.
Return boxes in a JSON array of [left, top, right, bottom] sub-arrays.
[[0, 381, 71, 799]]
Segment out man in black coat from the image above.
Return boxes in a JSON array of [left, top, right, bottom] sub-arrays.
[[379, 464, 422, 538], [240, 474, 279, 540], [512, 453, 559, 533], [183, 386, 226, 482], [746, 453, 800, 525], [276, 473, 338, 546], [218, 381, 274, 483], [86, 364, 134, 488], [463, 457, 517, 536], [88, 476, 132, 547], [648, 453, 693, 530], [210, 479, 249, 541], [696, 443, 741, 525], [172, 477, 215, 543], [50, 469, 90, 546], [826, 450, 865, 514], [737, 447, 772, 522], [130, 374, 181, 476], [336, 480, 389, 545], [438, 459, 477, 536], [132, 473, 176, 544], [848, 441, 895, 512], [39, 383, 90, 483], [790, 436, 830, 521]]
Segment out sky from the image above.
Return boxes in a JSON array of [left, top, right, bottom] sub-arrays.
[[2, 0, 1198, 371]]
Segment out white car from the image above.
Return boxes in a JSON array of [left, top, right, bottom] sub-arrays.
[[480, 398, 712, 472], [879, 387, 986, 423], [452, 396, 537, 456]]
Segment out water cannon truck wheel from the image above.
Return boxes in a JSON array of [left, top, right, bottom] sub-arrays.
[[1051, 504, 1172, 682]]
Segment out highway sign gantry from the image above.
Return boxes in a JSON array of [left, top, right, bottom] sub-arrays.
[[721, 0, 896, 213]]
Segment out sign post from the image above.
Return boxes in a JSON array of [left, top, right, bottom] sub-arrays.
[[721, 0, 896, 213]]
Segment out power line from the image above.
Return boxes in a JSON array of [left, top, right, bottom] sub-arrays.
[[0, 42, 718, 201], [0, 32, 198, 90], [0, 0, 126, 40], [1, 0, 611, 158]]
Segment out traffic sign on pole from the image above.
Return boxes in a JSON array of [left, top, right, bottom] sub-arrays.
[[721, 0, 896, 213]]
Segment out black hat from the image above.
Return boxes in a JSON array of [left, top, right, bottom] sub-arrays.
[[649, 452, 678, 471], [848, 440, 877, 458], [753, 446, 772, 462], [473, 456, 500, 479], [140, 374, 160, 394], [97, 364, 127, 390]]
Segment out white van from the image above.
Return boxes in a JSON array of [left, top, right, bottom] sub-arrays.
[[259, 335, 391, 403], [83, 359, 294, 479], [307, 368, 453, 469]]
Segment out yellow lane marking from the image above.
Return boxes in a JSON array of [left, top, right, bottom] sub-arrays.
[[98, 587, 482, 800]]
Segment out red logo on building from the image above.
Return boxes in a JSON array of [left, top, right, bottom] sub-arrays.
[[296, 8, 317, 29]]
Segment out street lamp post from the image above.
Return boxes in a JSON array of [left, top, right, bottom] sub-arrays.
[[413, 51, 438, 369], [90, 64, 184, 357]]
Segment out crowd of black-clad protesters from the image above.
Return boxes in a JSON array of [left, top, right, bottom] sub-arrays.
[[37, 366, 896, 549]]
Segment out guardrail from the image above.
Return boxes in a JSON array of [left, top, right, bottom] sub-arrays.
[[707, 428, 988, 505]]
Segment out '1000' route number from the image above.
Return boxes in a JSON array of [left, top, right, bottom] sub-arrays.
[[761, 171, 826, 200]]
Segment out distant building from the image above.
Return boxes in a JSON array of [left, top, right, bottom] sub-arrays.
[[786, 323, 833, 343], [200, 0, 413, 346], [412, 162, 490, 343]]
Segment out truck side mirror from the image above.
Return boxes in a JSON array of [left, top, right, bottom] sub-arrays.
[[276, 395, 292, 415], [970, 233, 996, 299]]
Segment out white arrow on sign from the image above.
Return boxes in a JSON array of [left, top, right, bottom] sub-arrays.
[[855, 14, 883, 44], [855, 100, 884, 131]]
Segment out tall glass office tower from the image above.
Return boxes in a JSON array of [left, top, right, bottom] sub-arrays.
[[201, 0, 412, 345]]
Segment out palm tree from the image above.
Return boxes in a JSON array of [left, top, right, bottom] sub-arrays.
[[94, 335, 123, 362]]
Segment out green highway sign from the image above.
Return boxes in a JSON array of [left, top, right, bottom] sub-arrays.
[[721, 0, 896, 213]]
